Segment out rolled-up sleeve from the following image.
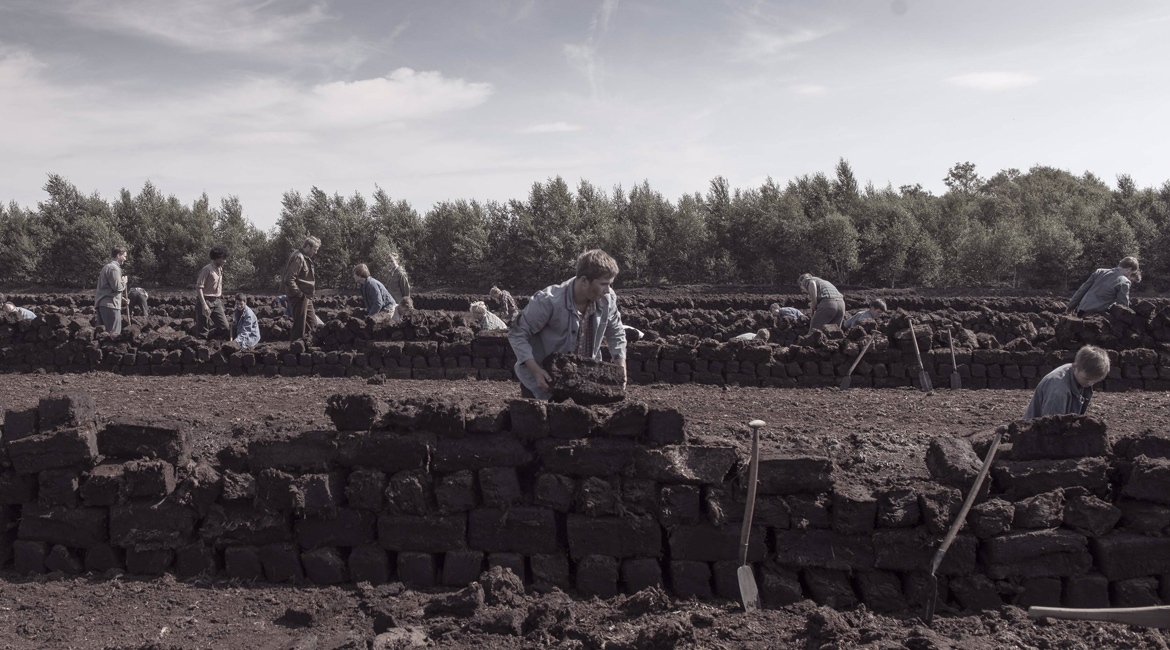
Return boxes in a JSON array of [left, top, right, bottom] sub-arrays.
[[604, 294, 627, 360], [509, 294, 552, 365]]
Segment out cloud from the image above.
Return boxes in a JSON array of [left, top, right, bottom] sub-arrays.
[[564, 0, 619, 98], [45, 0, 370, 66], [520, 122, 583, 134], [733, 27, 831, 62], [725, 1, 838, 63], [944, 71, 1040, 91], [311, 69, 493, 127], [790, 84, 827, 96]]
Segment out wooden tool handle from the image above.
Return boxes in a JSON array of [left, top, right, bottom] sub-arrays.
[[738, 424, 761, 566], [948, 329, 957, 365], [846, 337, 873, 376], [929, 427, 1003, 574], [908, 320, 924, 367], [1028, 605, 1170, 628]]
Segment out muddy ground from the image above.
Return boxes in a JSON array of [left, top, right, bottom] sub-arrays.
[[2, 373, 1170, 649]]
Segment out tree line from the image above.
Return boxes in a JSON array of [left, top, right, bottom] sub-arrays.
[[1, 161, 1166, 294]]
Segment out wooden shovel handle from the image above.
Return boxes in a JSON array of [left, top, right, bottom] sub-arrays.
[[738, 425, 761, 566], [1028, 605, 1170, 628], [846, 337, 873, 376], [930, 427, 1003, 574], [909, 320, 925, 368], [948, 329, 957, 366]]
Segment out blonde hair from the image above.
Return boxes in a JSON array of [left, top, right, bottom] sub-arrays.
[[756, 329, 771, 341], [469, 301, 487, 317], [353, 263, 370, 279], [576, 249, 620, 281], [1074, 345, 1110, 382]]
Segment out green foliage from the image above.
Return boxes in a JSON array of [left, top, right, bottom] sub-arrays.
[[3, 163, 1170, 292]]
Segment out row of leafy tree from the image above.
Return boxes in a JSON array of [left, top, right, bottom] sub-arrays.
[[1, 162, 1166, 294]]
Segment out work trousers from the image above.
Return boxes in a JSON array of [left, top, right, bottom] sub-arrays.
[[96, 306, 122, 335], [196, 298, 230, 340], [810, 298, 845, 331], [290, 294, 316, 341]]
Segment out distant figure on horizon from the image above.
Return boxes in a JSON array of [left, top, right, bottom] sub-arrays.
[[1067, 256, 1141, 315], [799, 273, 845, 333]]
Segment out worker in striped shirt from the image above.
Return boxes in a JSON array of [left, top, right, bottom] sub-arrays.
[[798, 273, 845, 333]]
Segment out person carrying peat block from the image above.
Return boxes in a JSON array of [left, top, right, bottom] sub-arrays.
[[508, 249, 628, 400], [95, 245, 128, 334], [1023, 345, 1110, 419], [353, 263, 396, 317], [798, 273, 846, 333], [282, 236, 320, 342], [1067, 256, 1141, 315], [195, 244, 231, 340]]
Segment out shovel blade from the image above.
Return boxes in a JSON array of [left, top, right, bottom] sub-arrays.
[[918, 370, 933, 393], [922, 574, 939, 625], [950, 371, 961, 390], [738, 565, 761, 612], [839, 376, 851, 390]]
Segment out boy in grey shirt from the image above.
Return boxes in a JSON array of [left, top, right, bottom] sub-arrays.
[[1067, 256, 1140, 314], [1023, 345, 1110, 419]]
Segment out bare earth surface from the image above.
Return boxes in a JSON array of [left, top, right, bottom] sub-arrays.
[[1, 373, 1170, 649]]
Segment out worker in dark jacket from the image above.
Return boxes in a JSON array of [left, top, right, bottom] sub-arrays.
[[353, 264, 396, 317], [1067, 256, 1140, 315], [282, 236, 320, 341], [1023, 345, 1110, 419]]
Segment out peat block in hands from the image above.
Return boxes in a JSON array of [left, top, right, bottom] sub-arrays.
[[542, 353, 625, 405]]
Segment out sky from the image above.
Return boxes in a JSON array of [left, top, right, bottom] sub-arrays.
[[1, 0, 1169, 229]]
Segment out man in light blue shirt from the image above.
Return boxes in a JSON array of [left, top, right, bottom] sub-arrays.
[[233, 294, 261, 349], [4, 302, 36, 321], [1067, 257, 1140, 315], [353, 263, 396, 317], [770, 303, 807, 322]]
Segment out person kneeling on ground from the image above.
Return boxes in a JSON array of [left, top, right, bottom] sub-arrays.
[[353, 263, 396, 317], [128, 287, 150, 317], [470, 301, 508, 331], [731, 328, 770, 342], [3, 302, 36, 321], [1067, 256, 1141, 315], [771, 303, 807, 323], [233, 293, 260, 349], [799, 273, 845, 333], [1023, 345, 1110, 419], [843, 297, 888, 329], [509, 249, 628, 400], [490, 286, 521, 326]]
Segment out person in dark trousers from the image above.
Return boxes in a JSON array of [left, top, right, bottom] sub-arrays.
[[1067, 256, 1141, 315], [490, 286, 521, 325], [799, 273, 845, 332], [1023, 345, 1110, 419], [282, 236, 320, 341], [128, 287, 150, 317], [386, 252, 412, 312], [508, 249, 628, 400], [195, 245, 231, 340], [353, 263, 396, 317], [95, 245, 128, 334], [233, 293, 260, 348]]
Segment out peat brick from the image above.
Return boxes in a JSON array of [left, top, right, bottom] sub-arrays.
[[577, 554, 620, 597], [302, 547, 348, 584], [1093, 531, 1170, 580], [543, 353, 625, 405], [248, 430, 337, 472], [255, 469, 300, 512], [224, 545, 263, 580], [175, 543, 216, 577], [1063, 494, 1121, 537], [532, 553, 572, 590], [349, 545, 390, 585], [508, 400, 549, 442], [980, 529, 1091, 579], [437, 470, 478, 513], [646, 408, 686, 445], [1121, 457, 1170, 505], [442, 550, 485, 587], [0, 472, 36, 504], [576, 476, 618, 516], [856, 570, 908, 613], [45, 544, 83, 575], [110, 502, 197, 550], [831, 486, 876, 534], [668, 523, 764, 563], [201, 504, 292, 547], [1064, 573, 1110, 608], [670, 560, 713, 599], [756, 454, 833, 494], [761, 564, 804, 608], [621, 558, 663, 593], [804, 568, 857, 608], [13, 540, 47, 574], [377, 514, 466, 552], [925, 437, 983, 492], [875, 488, 919, 528], [336, 430, 431, 473], [568, 514, 662, 560], [479, 467, 523, 508], [38, 391, 95, 430], [18, 504, 107, 548], [125, 547, 173, 575], [546, 401, 599, 439], [1117, 499, 1170, 533], [122, 459, 176, 499], [773, 529, 874, 571], [1014, 490, 1064, 529], [919, 486, 962, 536], [85, 544, 125, 573], [633, 445, 737, 484], [1009, 415, 1109, 460], [1017, 577, 1062, 608], [384, 469, 432, 516], [345, 468, 386, 511], [949, 575, 1002, 612], [325, 393, 386, 431], [601, 402, 648, 438], [99, 419, 190, 464], [787, 494, 832, 529], [397, 551, 436, 588], [433, 434, 532, 472], [1112, 577, 1161, 607], [2, 408, 39, 440], [260, 542, 304, 583], [991, 458, 1109, 499], [658, 485, 701, 527], [7, 425, 99, 474], [300, 472, 344, 516], [969, 498, 1014, 538], [534, 473, 575, 512], [872, 528, 976, 576], [296, 509, 377, 549], [38, 469, 79, 508], [713, 560, 744, 600], [537, 438, 636, 477], [468, 507, 558, 555]]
